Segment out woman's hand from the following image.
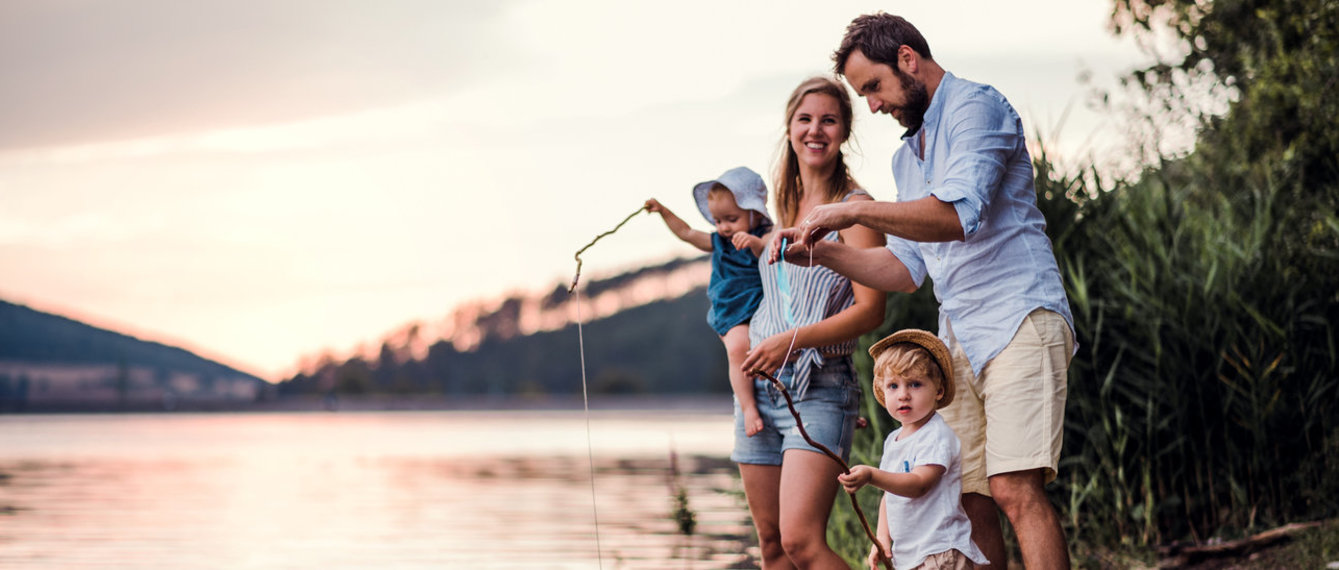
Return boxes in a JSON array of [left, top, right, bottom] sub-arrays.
[[740, 330, 798, 378], [766, 228, 803, 264]]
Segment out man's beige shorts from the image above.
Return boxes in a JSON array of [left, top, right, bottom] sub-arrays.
[[939, 309, 1074, 496]]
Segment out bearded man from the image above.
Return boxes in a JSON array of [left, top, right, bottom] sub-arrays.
[[774, 12, 1078, 569]]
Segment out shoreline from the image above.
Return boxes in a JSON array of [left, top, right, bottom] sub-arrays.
[[0, 393, 737, 415]]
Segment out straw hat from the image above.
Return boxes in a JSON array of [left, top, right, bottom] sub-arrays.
[[868, 329, 955, 409]]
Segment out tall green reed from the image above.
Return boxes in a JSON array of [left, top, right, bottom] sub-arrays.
[[1039, 147, 1339, 548]]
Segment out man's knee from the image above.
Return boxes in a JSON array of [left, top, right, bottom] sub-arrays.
[[962, 491, 997, 512], [989, 469, 1052, 516]]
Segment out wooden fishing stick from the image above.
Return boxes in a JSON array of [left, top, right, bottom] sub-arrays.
[[753, 368, 894, 570], [569, 206, 646, 293]]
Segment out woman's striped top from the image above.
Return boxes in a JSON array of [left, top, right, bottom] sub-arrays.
[[748, 190, 868, 399]]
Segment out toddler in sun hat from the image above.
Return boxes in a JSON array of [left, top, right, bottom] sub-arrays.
[[689, 166, 771, 230], [644, 166, 772, 437], [868, 329, 955, 411], [837, 329, 987, 570]]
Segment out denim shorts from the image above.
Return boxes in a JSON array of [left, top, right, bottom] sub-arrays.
[[731, 357, 861, 465]]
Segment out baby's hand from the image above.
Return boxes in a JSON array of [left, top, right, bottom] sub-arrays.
[[644, 198, 665, 213], [731, 232, 760, 252], [838, 465, 874, 493]]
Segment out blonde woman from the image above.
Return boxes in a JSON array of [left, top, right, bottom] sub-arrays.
[[737, 76, 885, 569]]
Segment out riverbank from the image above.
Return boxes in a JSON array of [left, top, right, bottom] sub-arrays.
[[1, 393, 737, 415]]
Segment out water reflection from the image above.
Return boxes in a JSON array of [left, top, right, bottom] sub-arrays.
[[0, 411, 756, 569]]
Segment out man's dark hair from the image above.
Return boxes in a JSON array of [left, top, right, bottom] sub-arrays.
[[833, 12, 933, 75]]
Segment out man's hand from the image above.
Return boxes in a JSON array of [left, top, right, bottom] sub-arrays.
[[794, 202, 858, 248]]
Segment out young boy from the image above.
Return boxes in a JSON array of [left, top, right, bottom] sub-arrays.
[[645, 166, 771, 436], [838, 329, 989, 569]]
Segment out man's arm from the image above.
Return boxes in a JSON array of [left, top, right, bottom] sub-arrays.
[[811, 239, 918, 294], [794, 196, 963, 249]]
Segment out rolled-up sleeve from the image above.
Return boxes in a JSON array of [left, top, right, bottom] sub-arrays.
[[928, 94, 1022, 238], [885, 235, 927, 287]]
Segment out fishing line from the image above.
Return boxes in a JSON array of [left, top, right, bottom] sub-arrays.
[[776, 237, 803, 359], [572, 285, 604, 569], [567, 205, 644, 569]]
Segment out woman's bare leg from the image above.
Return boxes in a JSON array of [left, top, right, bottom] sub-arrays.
[[739, 463, 793, 568], [778, 449, 849, 569]]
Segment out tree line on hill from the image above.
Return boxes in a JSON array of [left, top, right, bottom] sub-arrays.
[[276, 284, 732, 399], [0, 299, 266, 412]]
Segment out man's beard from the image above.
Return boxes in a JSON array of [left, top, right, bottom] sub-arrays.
[[894, 68, 930, 134]]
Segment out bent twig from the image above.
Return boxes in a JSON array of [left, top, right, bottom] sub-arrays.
[[570, 207, 645, 293]]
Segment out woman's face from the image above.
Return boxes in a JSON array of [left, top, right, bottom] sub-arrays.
[[788, 93, 846, 171]]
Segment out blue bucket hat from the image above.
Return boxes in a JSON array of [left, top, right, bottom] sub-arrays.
[[692, 166, 771, 227]]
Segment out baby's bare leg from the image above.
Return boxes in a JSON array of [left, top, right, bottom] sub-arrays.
[[722, 325, 764, 437]]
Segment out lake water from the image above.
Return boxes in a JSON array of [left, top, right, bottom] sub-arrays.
[[0, 407, 757, 569]]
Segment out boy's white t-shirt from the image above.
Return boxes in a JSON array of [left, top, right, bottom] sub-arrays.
[[880, 413, 989, 569]]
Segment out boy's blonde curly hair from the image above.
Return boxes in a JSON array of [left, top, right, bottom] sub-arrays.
[[868, 329, 955, 409]]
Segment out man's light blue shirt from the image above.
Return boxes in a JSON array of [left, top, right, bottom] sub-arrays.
[[885, 72, 1075, 375]]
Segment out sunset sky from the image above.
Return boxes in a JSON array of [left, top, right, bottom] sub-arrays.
[[0, 1, 1152, 381]]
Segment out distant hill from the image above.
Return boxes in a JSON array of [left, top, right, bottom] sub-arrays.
[[278, 256, 736, 398], [0, 299, 267, 411], [276, 254, 941, 402]]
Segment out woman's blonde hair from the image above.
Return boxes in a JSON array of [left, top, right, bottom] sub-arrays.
[[773, 76, 860, 228]]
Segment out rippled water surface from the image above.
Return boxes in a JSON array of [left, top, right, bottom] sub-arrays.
[[0, 409, 755, 568]]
